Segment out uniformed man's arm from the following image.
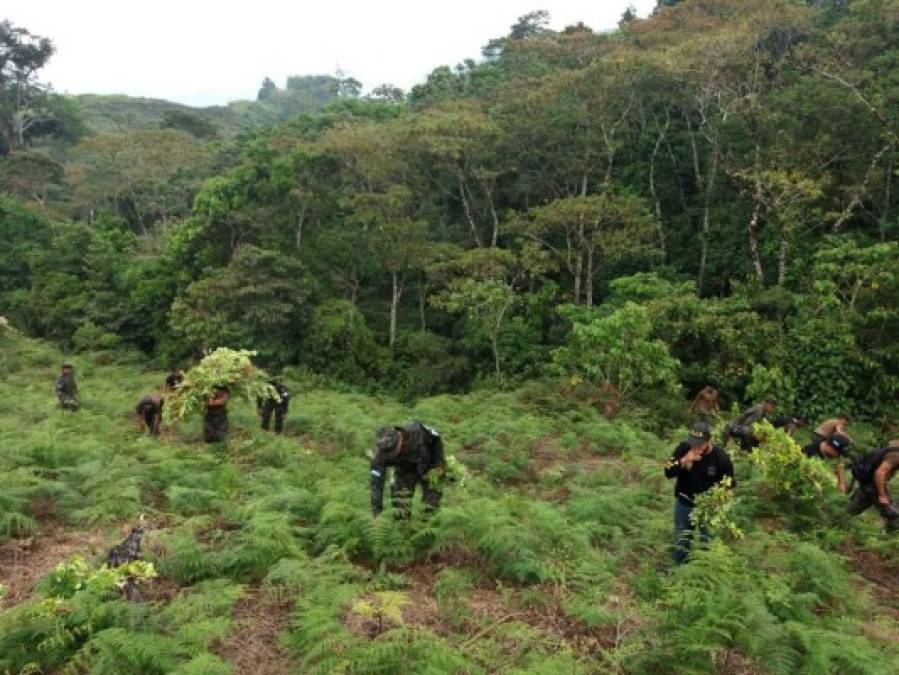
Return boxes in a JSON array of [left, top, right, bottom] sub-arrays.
[[834, 462, 846, 494], [431, 433, 446, 470], [370, 452, 388, 516], [665, 444, 690, 478], [874, 455, 899, 506]]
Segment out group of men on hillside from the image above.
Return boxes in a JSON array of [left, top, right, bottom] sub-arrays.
[[53, 365, 897, 561], [53, 364, 291, 443], [670, 387, 899, 564]]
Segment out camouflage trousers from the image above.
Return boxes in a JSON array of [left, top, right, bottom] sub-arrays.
[[391, 467, 442, 519]]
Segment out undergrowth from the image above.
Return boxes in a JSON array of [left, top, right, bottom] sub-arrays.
[[0, 333, 896, 673]]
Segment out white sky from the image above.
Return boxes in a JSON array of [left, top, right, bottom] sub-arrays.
[[5, 1, 656, 107]]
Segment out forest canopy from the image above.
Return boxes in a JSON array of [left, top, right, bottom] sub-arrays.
[[1, 0, 898, 420]]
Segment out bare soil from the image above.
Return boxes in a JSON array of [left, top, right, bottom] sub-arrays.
[[212, 589, 295, 675], [0, 525, 108, 608]]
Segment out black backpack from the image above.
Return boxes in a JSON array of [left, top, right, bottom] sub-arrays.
[[850, 447, 897, 484]]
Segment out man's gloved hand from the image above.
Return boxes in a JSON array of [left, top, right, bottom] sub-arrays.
[[882, 502, 899, 519]]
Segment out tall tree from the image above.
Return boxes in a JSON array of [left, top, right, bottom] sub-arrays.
[[0, 20, 55, 149]]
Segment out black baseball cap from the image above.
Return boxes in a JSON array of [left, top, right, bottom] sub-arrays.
[[828, 433, 851, 455], [375, 427, 402, 453], [687, 420, 712, 448]]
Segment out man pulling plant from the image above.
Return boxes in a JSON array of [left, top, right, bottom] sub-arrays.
[[809, 415, 851, 448], [665, 420, 735, 564], [135, 393, 164, 436], [802, 432, 851, 494], [370, 422, 445, 518], [848, 439, 899, 533], [722, 397, 776, 452]]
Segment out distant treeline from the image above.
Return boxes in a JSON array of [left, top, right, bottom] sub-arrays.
[[1, 1, 897, 421]]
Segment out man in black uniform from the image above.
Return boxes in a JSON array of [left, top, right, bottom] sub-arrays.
[[665, 420, 735, 564], [257, 379, 290, 433], [204, 386, 230, 443], [802, 432, 851, 494], [370, 422, 446, 518], [55, 364, 79, 411], [135, 393, 164, 435], [848, 440, 899, 533], [722, 398, 776, 452]]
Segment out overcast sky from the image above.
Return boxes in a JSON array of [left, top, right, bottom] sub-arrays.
[[6, 1, 656, 107]]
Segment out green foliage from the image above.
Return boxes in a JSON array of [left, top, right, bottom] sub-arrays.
[[746, 364, 796, 413], [169, 246, 314, 365], [748, 422, 835, 525], [163, 347, 275, 424], [552, 302, 680, 401], [690, 476, 743, 541]]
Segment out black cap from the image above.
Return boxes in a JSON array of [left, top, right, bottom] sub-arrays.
[[375, 427, 401, 453], [828, 433, 851, 455], [687, 420, 711, 448]]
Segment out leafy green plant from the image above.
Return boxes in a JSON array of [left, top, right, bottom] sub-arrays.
[[690, 476, 743, 541], [163, 347, 276, 424], [552, 302, 680, 404]]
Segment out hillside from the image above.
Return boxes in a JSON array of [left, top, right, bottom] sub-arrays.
[[0, 330, 897, 673], [72, 75, 341, 137]]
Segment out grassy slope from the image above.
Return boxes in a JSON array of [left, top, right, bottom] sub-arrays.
[[72, 78, 338, 137], [0, 331, 897, 674]]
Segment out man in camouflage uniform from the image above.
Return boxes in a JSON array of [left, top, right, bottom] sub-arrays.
[[203, 386, 230, 443], [55, 364, 79, 411], [370, 422, 446, 518], [722, 397, 776, 452], [257, 379, 290, 433]]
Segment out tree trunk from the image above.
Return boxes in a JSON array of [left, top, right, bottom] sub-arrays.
[[573, 250, 583, 305], [389, 270, 402, 349], [777, 232, 789, 286], [697, 145, 718, 295], [585, 246, 594, 308], [650, 112, 670, 260], [458, 171, 483, 248], [748, 166, 765, 284]]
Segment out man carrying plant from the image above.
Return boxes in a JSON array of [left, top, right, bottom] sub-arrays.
[[203, 386, 230, 443], [665, 420, 735, 564], [370, 422, 446, 518], [722, 397, 776, 452], [55, 364, 79, 411], [848, 440, 899, 533], [802, 433, 851, 494]]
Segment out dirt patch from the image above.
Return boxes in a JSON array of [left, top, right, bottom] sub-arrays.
[[715, 648, 764, 674], [464, 584, 620, 655], [844, 544, 899, 610], [0, 526, 109, 608], [213, 589, 294, 675]]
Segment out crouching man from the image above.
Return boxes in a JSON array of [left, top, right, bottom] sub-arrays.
[[370, 422, 445, 518], [849, 441, 899, 534]]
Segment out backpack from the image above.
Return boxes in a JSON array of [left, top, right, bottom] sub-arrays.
[[850, 447, 897, 484]]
